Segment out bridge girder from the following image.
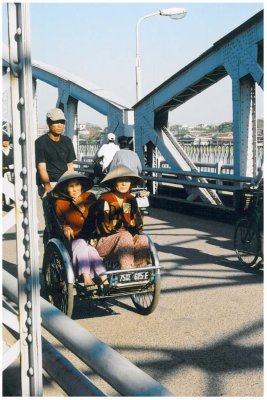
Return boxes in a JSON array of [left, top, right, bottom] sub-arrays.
[[134, 11, 263, 181], [2, 48, 131, 139]]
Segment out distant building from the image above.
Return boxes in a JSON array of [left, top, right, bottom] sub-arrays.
[[193, 137, 212, 145], [212, 132, 233, 144], [177, 134, 195, 143]]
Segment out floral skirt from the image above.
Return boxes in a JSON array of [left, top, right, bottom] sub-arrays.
[[96, 229, 151, 270]]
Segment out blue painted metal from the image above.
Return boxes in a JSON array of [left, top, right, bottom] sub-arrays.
[[134, 10, 263, 186], [31, 61, 129, 137], [2, 48, 130, 139]]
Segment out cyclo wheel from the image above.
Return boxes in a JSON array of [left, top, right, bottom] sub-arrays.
[[43, 241, 74, 317], [234, 217, 260, 267], [131, 273, 161, 315]]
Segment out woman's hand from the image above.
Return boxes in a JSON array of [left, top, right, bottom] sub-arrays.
[[63, 226, 74, 240], [72, 196, 83, 205], [89, 238, 98, 247], [72, 196, 86, 213]]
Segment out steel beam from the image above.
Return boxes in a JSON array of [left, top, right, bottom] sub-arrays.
[[7, 3, 42, 396], [3, 270, 174, 397]]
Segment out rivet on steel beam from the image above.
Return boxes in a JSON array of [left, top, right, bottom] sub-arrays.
[[22, 185, 28, 192], [27, 334, 33, 343], [18, 97, 24, 106], [23, 201, 28, 209], [27, 317, 32, 326], [22, 167, 27, 175], [16, 27, 22, 36], [20, 132, 26, 141], [28, 367, 34, 376], [23, 217, 29, 226], [26, 267, 31, 276], [26, 301, 32, 309], [25, 250, 30, 259], [26, 283, 31, 292], [22, 326, 28, 333], [25, 234, 30, 242]]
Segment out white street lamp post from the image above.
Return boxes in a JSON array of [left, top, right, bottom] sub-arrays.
[[135, 7, 187, 102]]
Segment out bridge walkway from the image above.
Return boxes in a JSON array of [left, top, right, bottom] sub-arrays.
[[2, 198, 263, 396]]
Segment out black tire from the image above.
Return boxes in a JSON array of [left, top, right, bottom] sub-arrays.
[[234, 217, 260, 267], [43, 241, 74, 317], [43, 227, 49, 247], [131, 273, 161, 315]]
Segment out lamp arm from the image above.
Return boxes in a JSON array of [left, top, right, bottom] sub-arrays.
[[135, 11, 160, 102]]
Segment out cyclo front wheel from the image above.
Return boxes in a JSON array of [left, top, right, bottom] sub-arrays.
[[43, 241, 74, 317], [234, 217, 260, 267], [131, 273, 161, 315]]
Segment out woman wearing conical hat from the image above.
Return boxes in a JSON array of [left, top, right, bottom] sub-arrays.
[[95, 165, 151, 269], [53, 171, 107, 289]]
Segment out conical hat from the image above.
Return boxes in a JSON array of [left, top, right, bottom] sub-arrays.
[[100, 164, 144, 187], [53, 171, 93, 194]]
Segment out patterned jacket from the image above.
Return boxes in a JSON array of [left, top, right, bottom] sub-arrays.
[[95, 191, 143, 237], [55, 192, 97, 239]]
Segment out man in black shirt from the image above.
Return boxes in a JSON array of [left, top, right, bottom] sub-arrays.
[[2, 133, 14, 178], [2, 133, 14, 210], [35, 108, 76, 197]]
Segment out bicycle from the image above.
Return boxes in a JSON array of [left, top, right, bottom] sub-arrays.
[[234, 186, 263, 267]]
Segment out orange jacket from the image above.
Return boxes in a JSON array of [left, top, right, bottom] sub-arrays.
[[95, 191, 143, 237], [55, 192, 97, 239]]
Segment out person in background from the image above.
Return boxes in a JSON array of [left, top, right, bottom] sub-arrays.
[[109, 136, 149, 215], [109, 135, 142, 175], [35, 108, 76, 198], [2, 132, 14, 210], [2, 133, 14, 178], [95, 165, 151, 270], [96, 132, 119, 174], [53, 171, 108, 290]]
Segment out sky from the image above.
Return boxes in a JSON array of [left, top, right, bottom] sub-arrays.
[[2, 1, 264, 128]]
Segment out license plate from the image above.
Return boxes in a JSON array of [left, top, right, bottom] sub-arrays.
[[118, 270, 151, 283]]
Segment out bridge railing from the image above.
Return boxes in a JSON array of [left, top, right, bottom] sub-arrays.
[[74, 160, 252, 209], [3, 270, 173, 397]]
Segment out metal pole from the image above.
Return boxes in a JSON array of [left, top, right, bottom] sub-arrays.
[[251, 83, 257, 176], [3, 271, 174, 397], [7, 3, 43, 396], [135, 12, 159, 102]]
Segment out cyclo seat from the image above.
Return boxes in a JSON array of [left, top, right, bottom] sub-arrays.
[[42, 191, 72, 254]]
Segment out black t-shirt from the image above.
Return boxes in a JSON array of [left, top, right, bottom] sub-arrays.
[[35, 133, 76, 184], [2, 148, 14, 176]]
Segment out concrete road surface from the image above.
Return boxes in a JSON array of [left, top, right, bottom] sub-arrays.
[[2, 199, 263, 396]]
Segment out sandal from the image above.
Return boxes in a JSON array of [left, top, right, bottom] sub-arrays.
[[84, 284, 98, 292]]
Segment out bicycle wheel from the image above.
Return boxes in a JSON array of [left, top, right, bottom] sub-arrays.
[[234, 217, 260, 267], [131, 274, 161, 315], [43, 241, 74, 317]]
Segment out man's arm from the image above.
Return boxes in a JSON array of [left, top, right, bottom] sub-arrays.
[[67, 162, 74, 172], [37, 163, 53, 193], [109, 152, 119, 171], [97, 145, 105, 158]]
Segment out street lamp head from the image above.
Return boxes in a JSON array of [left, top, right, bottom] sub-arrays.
[[159, 7, 187, 20], [135, 6, 187, 102]]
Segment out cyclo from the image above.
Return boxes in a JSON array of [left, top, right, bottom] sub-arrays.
[[41, 172, 161, 319]]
